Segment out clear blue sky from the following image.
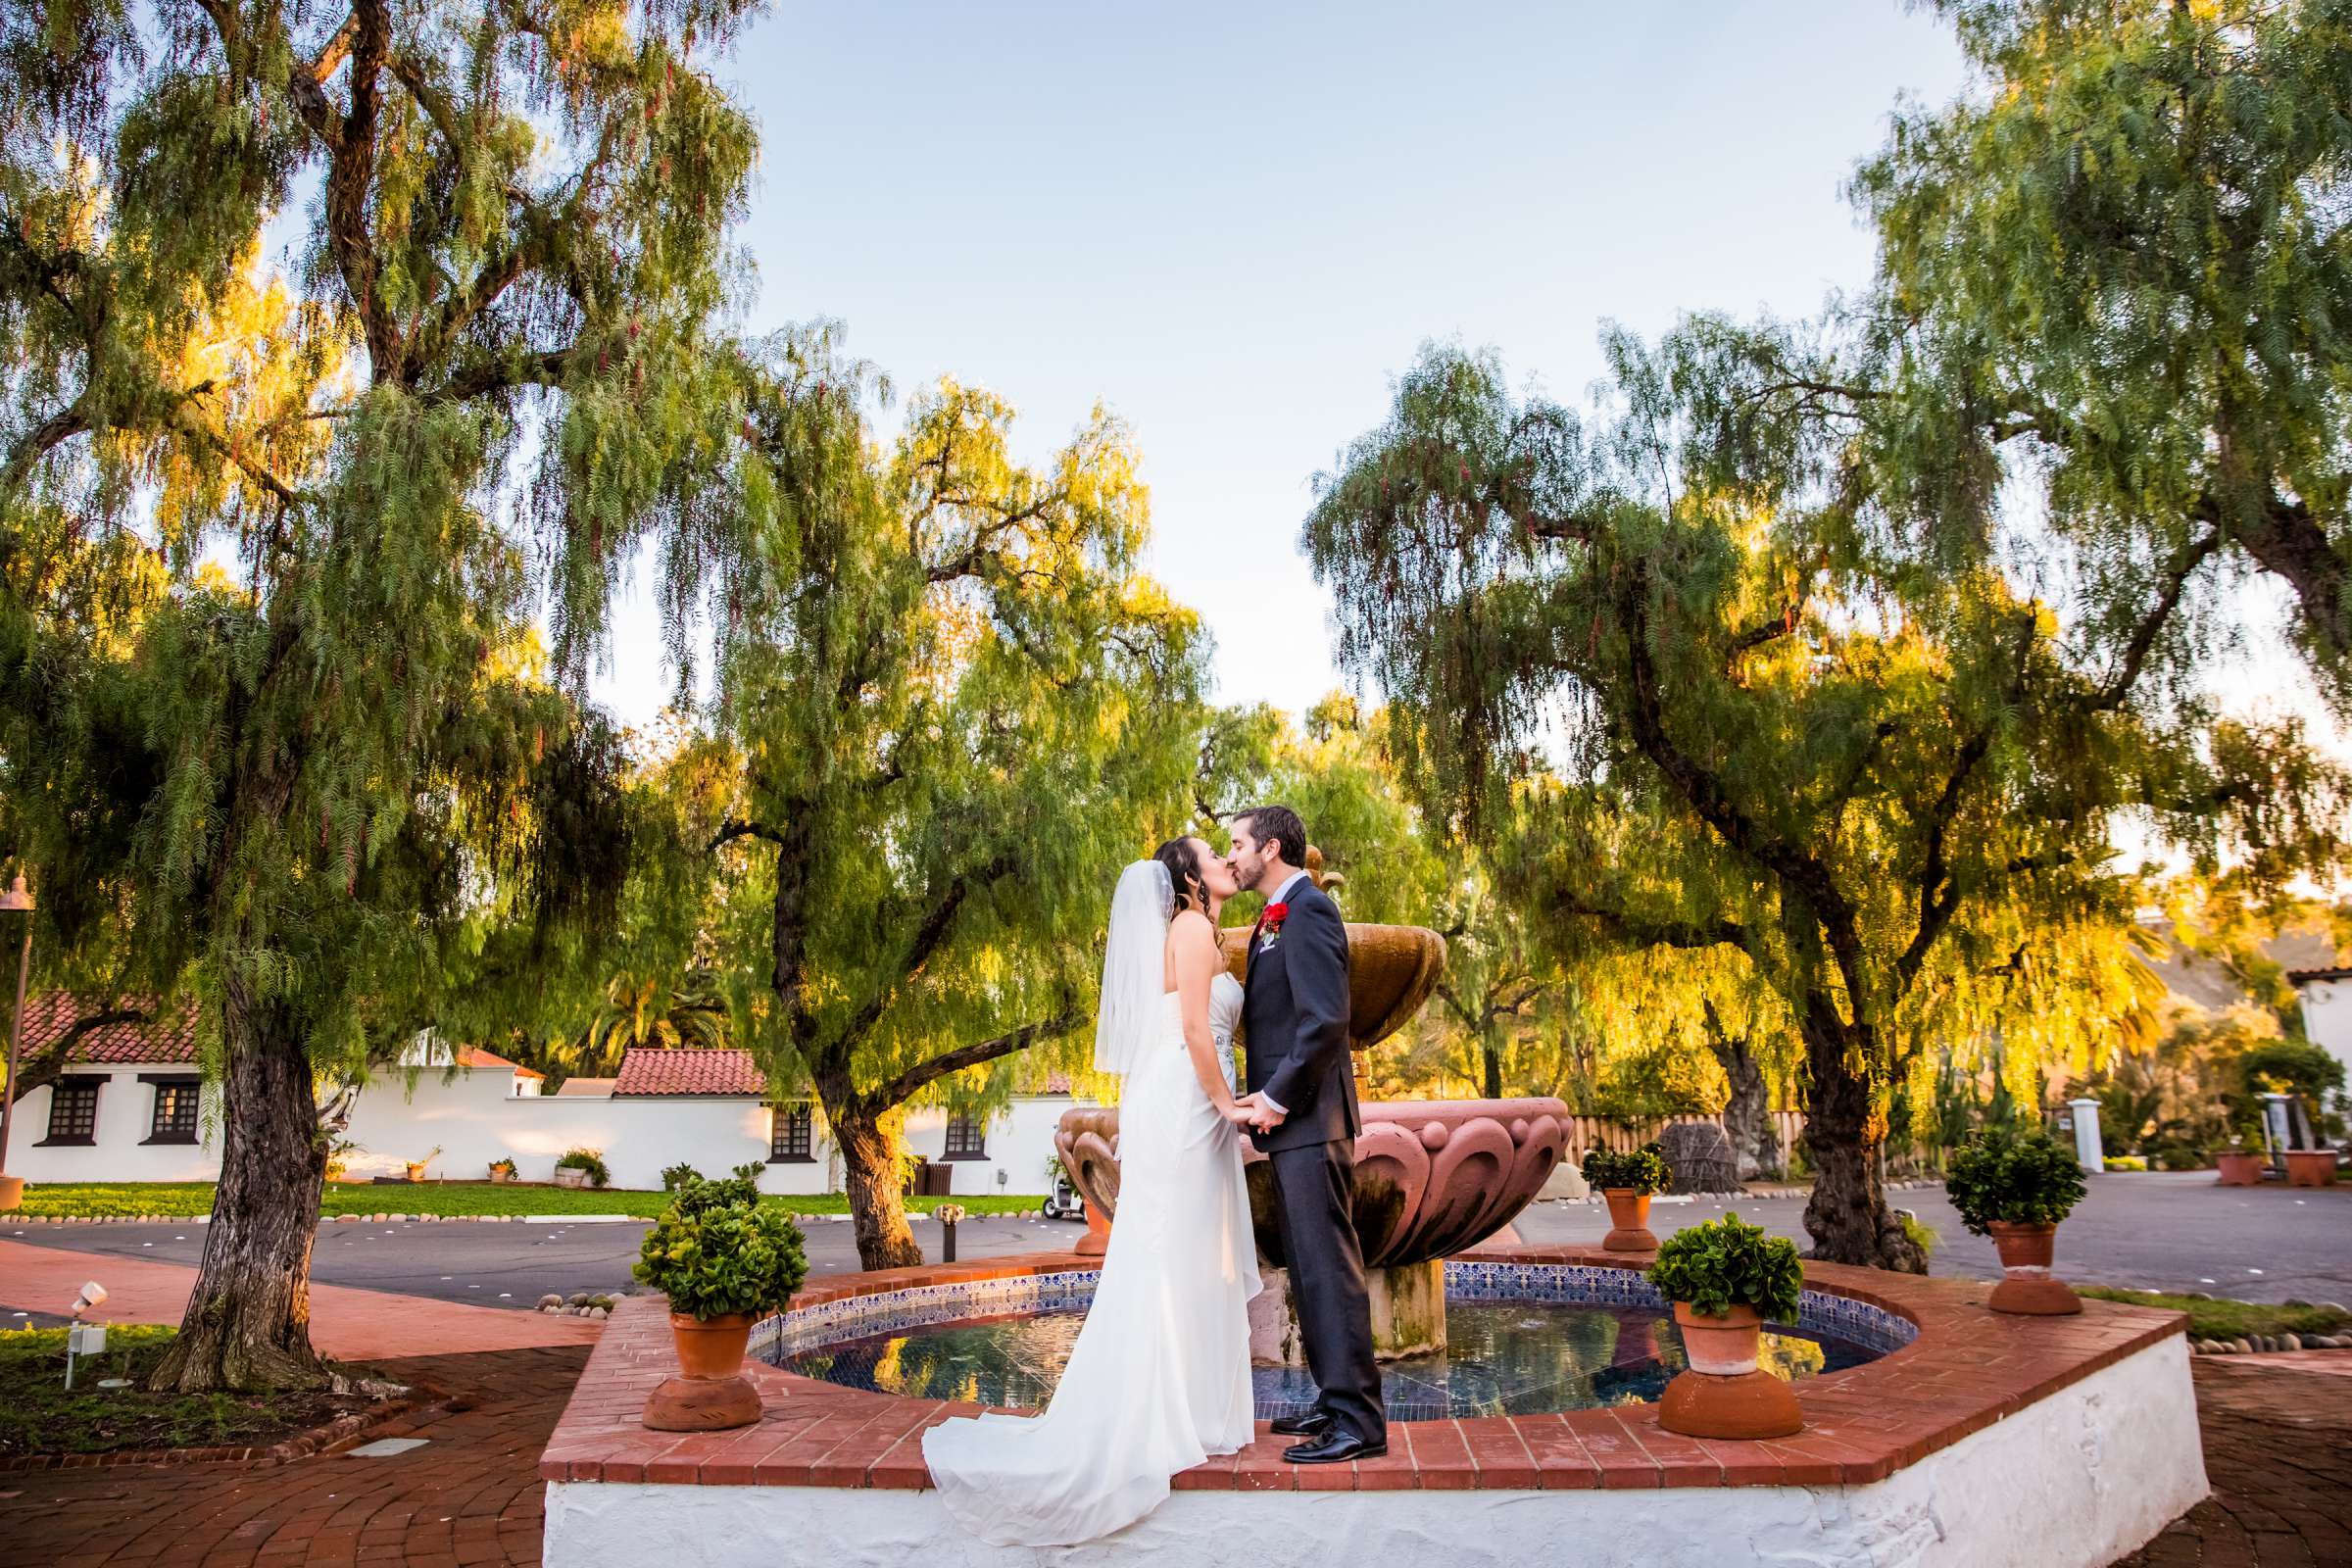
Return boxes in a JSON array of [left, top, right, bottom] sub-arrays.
[[596, 1, 1973, 725]]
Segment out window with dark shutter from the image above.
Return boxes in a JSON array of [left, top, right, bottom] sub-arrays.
[[39, 1078, 102, 1146], [144, 1076, 202, 1144], [768, 1103, 813, 1162], [944, 1111, 987, 1160]]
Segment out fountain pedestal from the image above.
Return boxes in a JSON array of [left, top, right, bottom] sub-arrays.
[[1249, 1259, 1445, 1366]]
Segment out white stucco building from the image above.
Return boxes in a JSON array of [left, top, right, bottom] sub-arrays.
[[2284, 965, 2352, 1117], [5, 996, 1085, 1199]]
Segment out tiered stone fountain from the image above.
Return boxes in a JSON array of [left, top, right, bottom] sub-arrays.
[[1054, 857, 1570, 1363]]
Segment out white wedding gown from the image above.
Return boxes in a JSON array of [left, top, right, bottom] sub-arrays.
[[922, 972, 1260, 1546]]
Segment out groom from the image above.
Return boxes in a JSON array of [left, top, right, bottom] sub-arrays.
[[1229, 805, 1386, 1463]]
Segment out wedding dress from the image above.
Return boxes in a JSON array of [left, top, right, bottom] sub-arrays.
[[921, 968, 1259, 1546]]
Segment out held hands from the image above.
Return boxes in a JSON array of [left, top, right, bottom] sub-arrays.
[[1230, 1092, 1287, 1134]]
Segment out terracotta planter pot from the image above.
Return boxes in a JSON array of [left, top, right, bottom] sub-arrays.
[[404, 1164, 427, 1182], [668, 1310, 755, 1380], [1659, 1302, 1802, 1440], [488, 1167, 514, 1184], [0, 1174, 24, 1211], [644, 1310, 764, 1433], [2283, 1150, 2339, 1188], [1600, 1189, 1657, 1252], [1985, 1220, 2082, 1315], [2214, 1151, 2265, 1187]]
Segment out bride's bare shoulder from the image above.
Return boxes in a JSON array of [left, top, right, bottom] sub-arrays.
[[1168, 906, 1216, 943]]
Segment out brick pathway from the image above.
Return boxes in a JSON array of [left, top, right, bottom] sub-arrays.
[[0, 1239, 600, 1356], [1, 1337, 2340, 1567], [0, 1347, 585, 1568], [2119, 1350, 2352, 1568]]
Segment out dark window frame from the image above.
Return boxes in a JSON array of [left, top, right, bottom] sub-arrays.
[[768, 1103, 814, 1163], [943, 1111, 988, 1161], [37, 1075, 104, 1147], [141, 1074, 202, 1146]]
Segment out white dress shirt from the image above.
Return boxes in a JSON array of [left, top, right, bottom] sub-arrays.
[[1253, 869, 1312, 1115]]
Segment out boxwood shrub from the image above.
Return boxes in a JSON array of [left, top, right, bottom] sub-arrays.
[[634, 1174, 808, 1320], [1944, 1127, 2086, 1235], [1645, 1211, 1803, 1322], [1581, 1142, 1671, 1196]]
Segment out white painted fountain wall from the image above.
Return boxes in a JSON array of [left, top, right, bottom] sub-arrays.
[[542, 1334, 2205, 1568]]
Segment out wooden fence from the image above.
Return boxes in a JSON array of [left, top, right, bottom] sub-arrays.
[[1558, 1110, 1808, 1161]]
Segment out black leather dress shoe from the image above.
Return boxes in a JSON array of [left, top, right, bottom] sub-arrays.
[[1269, 1409, 1334, 1438], [1283, 1429, 1387, 1464]]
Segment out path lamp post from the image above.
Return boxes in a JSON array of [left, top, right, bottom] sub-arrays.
[[0, 873, 33, 1211]]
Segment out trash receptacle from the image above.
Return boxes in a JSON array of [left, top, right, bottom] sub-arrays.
[[917, 1160, 954, 1197]]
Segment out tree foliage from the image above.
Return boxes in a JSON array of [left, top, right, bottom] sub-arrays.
[[1853, 0, 2352, 707], [666, 332, 1205, 1269], [1302, 333, 2254, 1268], [0, 0, 764, 1389]]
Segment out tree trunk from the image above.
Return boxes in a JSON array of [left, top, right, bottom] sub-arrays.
[[1708, 1032, 1780, 1180], [1481, 1032, 1502, 1101], [147, 980, 330, 1392], [1796, 1008, 1926, 1274], [829, 1097, 921, 1271]]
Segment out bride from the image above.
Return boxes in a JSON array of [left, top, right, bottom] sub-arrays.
[[921, 837, 1262, 1546]]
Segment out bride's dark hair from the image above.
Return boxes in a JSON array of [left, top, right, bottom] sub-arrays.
[[1152, 837, 1210, 916]]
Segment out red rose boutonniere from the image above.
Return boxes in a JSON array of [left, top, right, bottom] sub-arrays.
[[1259, 902, 1291, 952]]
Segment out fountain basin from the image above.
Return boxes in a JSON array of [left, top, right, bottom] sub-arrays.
[[1056, 1096, 1567, 1360], [539, 1247, 2205, 1568]]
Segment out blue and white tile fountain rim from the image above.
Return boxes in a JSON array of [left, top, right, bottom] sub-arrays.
[[752, 1261, 1918, 1361]]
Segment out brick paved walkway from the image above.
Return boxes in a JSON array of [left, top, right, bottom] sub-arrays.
[[2119, 1350, 2352, 1568], [0, 1240, 600, 1356], [1, 1341, 2339, 1567], [0, 1347, 585, 1568]]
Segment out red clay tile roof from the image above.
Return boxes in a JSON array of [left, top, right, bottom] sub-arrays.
[[553, 1076, 616, 1098], [612, 1047, 769, 1097], [455, 1046, 542, 1079], [17, 993, 198, 1065]]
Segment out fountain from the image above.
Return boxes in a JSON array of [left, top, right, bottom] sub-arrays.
[[539, 853, 2209, 1568], [1053, 853, 1569, 1361]]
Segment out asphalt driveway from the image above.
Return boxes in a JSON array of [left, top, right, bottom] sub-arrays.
[[8, 1170, 2345, 1321]]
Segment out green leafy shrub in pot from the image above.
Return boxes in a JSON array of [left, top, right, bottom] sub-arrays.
[[662, 1161, 703, 1191], [1944, 1128, 2086, 1235], [634, 1176, 809, 1320], [556, 1148, 612, 1189], [1581, 1142, 1671, 1196], [1646, 1212, 1803, 1321]]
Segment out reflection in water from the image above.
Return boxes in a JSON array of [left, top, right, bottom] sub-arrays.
[[774, 1301, 1874, 1422]]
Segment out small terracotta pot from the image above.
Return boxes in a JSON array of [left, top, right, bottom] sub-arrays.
[[1600, 1189, 1657, 1252], [1985, 1220, 2082, 1315], [0, 1174, 24, 1211], [668, 1310, 756, 1380], [489, 1167, 513, 1184], [2215, 1151, 2265, 1187], [1659, 1302, 1802, 1440], [405, 1164, 428, 1182], [646, 1311, 764, 1432], [2283, 1150, 2339, 1188]]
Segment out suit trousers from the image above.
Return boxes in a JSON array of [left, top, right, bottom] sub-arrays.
[[1265, 1137, 1385, 1444]]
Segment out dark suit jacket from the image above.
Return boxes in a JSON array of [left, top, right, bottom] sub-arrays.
[[1241, 878, 1358, 1152]]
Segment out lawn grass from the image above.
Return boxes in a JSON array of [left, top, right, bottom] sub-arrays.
[[2078, 1287, 2352, 1342], [0, 1325, 388, 1457], [5, 1180, 1048, 1221]]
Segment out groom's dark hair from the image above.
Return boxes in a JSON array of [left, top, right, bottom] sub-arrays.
[[1238, 804, 1308, 868]]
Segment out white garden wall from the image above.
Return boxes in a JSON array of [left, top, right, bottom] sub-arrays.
[[9, 1058, 1084, 1199]]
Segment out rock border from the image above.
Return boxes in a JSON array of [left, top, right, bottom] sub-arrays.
[[0, 1378, 445, 1473]]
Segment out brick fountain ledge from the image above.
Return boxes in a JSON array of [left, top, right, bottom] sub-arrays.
[[539, 1247, 2205, 1568]]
